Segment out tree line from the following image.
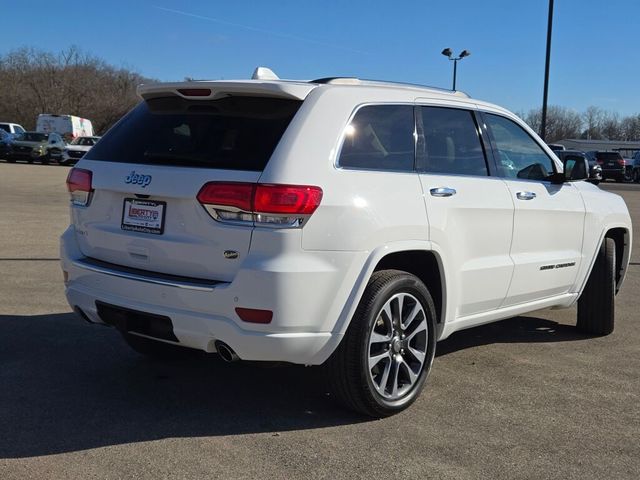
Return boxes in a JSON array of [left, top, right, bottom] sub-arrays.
[[519, 105, 640, 143], [1, 47, 639, 143], [0, 47, 152, 135]]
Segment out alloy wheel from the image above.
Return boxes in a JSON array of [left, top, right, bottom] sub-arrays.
[[367, 292, 428, 400]]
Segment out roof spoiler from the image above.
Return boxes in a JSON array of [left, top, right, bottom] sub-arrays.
[[137, 80, 314, 101]]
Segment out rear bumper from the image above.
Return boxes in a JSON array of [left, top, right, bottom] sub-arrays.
[[60, 226, 352, 365], [600, 168, 625, 179]]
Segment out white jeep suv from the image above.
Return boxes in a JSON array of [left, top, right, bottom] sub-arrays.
[[60, 69, 632, 417]]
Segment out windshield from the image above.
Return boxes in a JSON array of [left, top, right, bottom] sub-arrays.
[[85, 96, 302, 171], [72, 137, 98, 146], [16, 132, 48, 142]]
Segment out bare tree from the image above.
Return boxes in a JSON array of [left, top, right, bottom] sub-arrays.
[[0, 46, 154, 134], [521, 106, 582, 143]]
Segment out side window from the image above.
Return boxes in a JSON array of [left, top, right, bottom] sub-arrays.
[[338, 105, 415, 171], [418, 107, 488, 176], [485, 114, 555, 181]]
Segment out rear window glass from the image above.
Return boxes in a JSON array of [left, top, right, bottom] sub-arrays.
[[596, 152, 622, 160], [85, 96, 301, 170]]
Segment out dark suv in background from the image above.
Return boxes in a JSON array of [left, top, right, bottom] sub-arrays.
[[586, 151, 632, 182]]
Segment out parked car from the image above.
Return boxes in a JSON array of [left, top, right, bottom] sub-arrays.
[[60, 136, 101, 165], [60, 69, 632, 417], [0, 122, 26, 135], [555, 150, 602, 185], [7, 131, 66, 163], [586, 150, 632, 182], [0, 129, 16, 158]]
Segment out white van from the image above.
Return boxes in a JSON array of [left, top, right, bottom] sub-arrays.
[[36, 114, 94, 141]]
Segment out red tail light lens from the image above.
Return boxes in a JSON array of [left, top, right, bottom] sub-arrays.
[[596, 159, 604, 165], [66, 168, 93, 206], [197, 182, 323, 227], [617, 158, 625, 166], [254, 184, 323, 215], [196, 182, 254, 211]]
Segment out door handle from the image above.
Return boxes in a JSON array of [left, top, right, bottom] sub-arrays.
[[430, 187, 457, 197], [516, 191, 536, 200]]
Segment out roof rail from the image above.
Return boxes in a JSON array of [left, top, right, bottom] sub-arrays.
[[309, 77, 469, 97]]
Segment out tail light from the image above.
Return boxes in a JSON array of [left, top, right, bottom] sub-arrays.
[[596, 159, 604, 165], [197, 182, 323, 227], [66, 167, 93, 206], [617, 158, 625, 166]]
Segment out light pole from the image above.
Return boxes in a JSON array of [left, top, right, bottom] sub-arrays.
[[441, 48, 471, 91], [540, 0, 554, 141]]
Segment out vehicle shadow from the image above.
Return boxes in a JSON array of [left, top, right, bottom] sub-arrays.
[[436, 315, 587, 357], [0, 311, 587, 458]]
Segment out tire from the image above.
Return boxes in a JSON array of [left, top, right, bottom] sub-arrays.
[[577, 237, 616, 336], [324, 269, 437, 417], [41, 153, 50, 165], [634, 170, 640, 183], [121, 331, 197, 360]]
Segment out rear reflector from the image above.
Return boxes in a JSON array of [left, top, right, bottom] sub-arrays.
[[177, 88, 212, 97], [66, 168, 93, 206], [235, 307, 273, 324]]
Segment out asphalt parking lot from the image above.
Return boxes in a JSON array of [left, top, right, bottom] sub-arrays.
[[1, 162, 638, 479]]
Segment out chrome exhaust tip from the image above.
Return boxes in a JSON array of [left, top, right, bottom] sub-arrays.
[[215, 340, 240, 362]]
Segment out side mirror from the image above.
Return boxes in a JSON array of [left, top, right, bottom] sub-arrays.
[[563, 156, 589, 182]]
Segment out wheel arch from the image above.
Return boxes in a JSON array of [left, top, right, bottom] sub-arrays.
[[373, 250, 446, 338], [605, 227, 631, 293]]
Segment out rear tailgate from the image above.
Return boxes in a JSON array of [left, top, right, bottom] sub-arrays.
[[71, 85, 310, 282], [72, 161, 259, 282]]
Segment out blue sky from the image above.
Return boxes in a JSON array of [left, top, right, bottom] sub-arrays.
[[2, 0, 639, 115]]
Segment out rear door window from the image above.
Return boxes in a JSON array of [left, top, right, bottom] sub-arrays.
[[338, 105, 415, 171], [418, 107, 488, 176], [85, 96, 302, 171]]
